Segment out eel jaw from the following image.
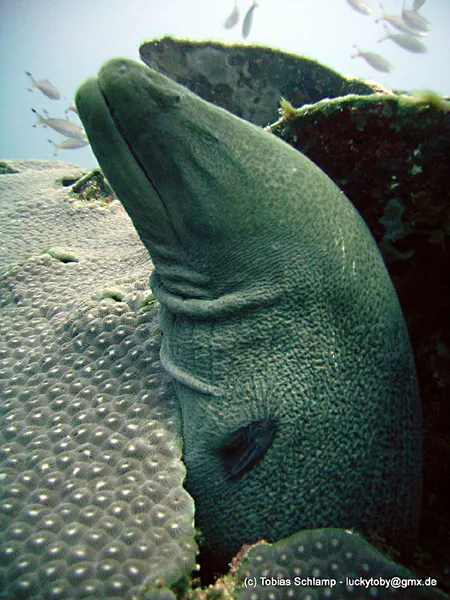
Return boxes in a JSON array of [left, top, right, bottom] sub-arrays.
[[75, 69, 188, 285]]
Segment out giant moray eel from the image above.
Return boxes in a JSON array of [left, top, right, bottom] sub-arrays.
[[75, 59, 422, 569]]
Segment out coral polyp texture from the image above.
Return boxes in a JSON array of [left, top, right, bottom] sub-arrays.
[[235, 529, 448, 599], [0, 160, 197, 599]]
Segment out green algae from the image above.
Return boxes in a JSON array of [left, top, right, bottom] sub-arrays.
[[0, 160, 19, 174], [43, 248, 79, 263], [69, 168, 116, 205]]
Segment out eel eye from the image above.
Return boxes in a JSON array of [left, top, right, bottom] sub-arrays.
[[219, 419, 276, 481]]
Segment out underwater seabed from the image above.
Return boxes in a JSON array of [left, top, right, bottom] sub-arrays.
[[1, 37, 449, 600]]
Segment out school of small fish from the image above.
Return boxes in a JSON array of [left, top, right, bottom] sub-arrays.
[[223, 0, 258, 38], [25, 0, 434, 162], [223, 0, 432, 77], [348, 0, 431, 73], [26, 71, 89, 157]]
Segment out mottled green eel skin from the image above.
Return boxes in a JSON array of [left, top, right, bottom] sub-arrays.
[[76, 59, 421, 569]]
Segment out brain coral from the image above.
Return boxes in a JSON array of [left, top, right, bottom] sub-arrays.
[[0, 160, 197, 599]]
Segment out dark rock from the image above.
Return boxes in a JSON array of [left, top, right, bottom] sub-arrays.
[[139, 37, 387, 127]]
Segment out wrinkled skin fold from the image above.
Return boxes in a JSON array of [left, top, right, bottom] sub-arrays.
[[76, 58, 422, 569]]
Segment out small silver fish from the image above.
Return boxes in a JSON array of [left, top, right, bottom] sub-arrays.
[[412, 0, 426, 10], [26, 72, 61, 100], [65, 104, 79, 116], [376, 9, 427, 37], [378, 29, 428, 53], [32, 109, 87, 140], [351, 46, 393, 72], [242, 1, 258, 39], [401, 8, 430, 32], [347, 0, 373, 16], [48, 137, 89, 156], [224, 1, 239, 29], [61, 94, 80, 115]]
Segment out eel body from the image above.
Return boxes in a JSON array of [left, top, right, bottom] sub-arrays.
[[76, 59, 421, 567]]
